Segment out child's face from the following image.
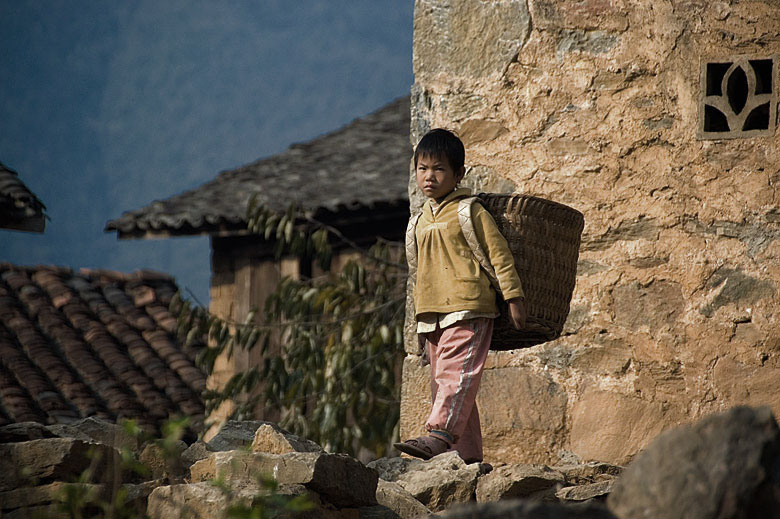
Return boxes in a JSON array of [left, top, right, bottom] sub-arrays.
[[415, 153, 465, 202]]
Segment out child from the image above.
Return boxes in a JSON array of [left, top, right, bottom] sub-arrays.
[[394, 128, 526, 464]]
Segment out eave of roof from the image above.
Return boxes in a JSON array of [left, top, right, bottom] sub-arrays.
[[0, 162, 47, 234], [106, 96, 412, 240]]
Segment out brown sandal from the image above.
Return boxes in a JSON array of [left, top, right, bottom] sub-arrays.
[[393, 435, 449, 460]]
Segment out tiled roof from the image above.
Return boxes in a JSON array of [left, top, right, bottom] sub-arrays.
[[106, 96, 411, 239], [0, 264, 207, 432], [0, 162, 47, 233]]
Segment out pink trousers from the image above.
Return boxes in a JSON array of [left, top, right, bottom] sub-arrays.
[[422, 317, 493, 463]]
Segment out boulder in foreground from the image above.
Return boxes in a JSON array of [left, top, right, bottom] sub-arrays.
[[608, 405, 780, 519]]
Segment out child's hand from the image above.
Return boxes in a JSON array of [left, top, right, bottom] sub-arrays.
[[507, 297, 526, 330]]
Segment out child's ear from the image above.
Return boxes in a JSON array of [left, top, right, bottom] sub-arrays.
[[456, 166, 466, 183]]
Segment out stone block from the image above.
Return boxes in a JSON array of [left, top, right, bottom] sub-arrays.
[[251, 423, 323, 454], [367, 456, 422, 482], [399, 355, 431, 445], [553, 462, 623, 486], [181, 440, 212, 468], [557, 480, 614, 502], [608, 406, 780, 519], [436, 499, 617, 518], [0, 480, 163, 517], [477, 367, 568, 464], [47, 416, 139, 452], [376, 479, 431, 518], [138, 439, 187, 481], [1, 482, 73, 511], [0, 422, 56, 443], [393, 451, 480, 512], [206, 420, 269, 451], [476, 464, 566, 503], [147, 481, 252, 519], [569, 390, 671, 465], [0, 438, 118, 491], [4, 504, 68, 519], [191, 450, 377, 508]]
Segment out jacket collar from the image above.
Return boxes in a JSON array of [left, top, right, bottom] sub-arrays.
[[427, 187, 472, 215]]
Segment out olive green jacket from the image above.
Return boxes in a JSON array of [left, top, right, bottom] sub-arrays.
[[410, 188, 524, 316]]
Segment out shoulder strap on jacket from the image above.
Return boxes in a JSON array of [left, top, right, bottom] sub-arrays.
[[457, 197, 500, 291], [405, 212, 422, 287]]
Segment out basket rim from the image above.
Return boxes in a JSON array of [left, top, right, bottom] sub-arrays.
[[476, 192, 584, 219]]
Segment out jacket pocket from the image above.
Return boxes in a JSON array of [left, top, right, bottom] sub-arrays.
[[453, 278, 481, 300]]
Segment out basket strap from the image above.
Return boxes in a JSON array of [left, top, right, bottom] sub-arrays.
[[457, 197, 501, 292], [405, 212, 422, 287]]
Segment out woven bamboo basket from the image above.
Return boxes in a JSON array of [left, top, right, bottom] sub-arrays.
[[477, 193, 584, 350]]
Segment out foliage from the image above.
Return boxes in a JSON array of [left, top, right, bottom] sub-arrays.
[[54, 418, 179, 519], [173, 197, 407, 458], [213, 473, 315, 519], [53, 417, 313, 519]]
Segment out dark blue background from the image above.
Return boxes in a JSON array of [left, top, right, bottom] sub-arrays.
[[1, 1, 414, 303]]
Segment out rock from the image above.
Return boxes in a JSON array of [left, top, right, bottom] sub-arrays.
[[0, 422, 56, 443], [393, 451, 480, 512], [0, 438, 119, 491], [148, 479, 388, 519], [181, 440, 212, 467], [48, 416, 139, 452], [251, 423, 323, 454], [436, 500, 617, 518], [206, 420, 268, 451], [476, 464, 566, 503], [353, 505, 402, 518], [0, 482, 74, 511], [3, 504, 68, 519], [608, 406, 780, 519], [556, 480, 614, 502], [376, 479, 431, 518], [569, 390, 673, 465], [368, 456, 422, 481], [122, 479, 168, 516], [553, 463, 623, 486], [191, 450, 378, 508], [138, 439, 188, 481], [147, 481, 257, 519], [0, 479, 164, 517]]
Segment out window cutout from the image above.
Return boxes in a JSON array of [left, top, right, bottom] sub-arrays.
[[704, 104, 730, 132], [743, 102, 770, 131], [706, 63, 730, 96], [727, 66, 748, 114], [699, 55, 777, 139], [750, 59, 773, 94]]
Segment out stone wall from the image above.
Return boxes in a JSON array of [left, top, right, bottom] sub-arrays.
[[402, 0, 780, 465]]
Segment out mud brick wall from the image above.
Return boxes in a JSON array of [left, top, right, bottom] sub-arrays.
[[402, 0, 780, 464]]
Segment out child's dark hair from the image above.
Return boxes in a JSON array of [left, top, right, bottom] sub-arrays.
[[414, 129, 465, 171]]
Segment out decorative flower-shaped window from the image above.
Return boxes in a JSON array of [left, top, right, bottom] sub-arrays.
[[698, 55, 777, 139]]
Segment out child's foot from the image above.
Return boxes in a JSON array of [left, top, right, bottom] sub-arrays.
[[393, 435, 449, 460]]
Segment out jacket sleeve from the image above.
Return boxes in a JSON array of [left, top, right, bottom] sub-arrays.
[[472, 204, 525, 300]]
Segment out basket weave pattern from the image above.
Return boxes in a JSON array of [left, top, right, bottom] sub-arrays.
[[478, 193, 584, 349]]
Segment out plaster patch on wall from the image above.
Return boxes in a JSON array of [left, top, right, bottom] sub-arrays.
[[581, 217, 659, 251], [700, 267, 776, 318], [557, 30, 619, 60], [461, 166, 516, 194], [681, 216, 780, 257]]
